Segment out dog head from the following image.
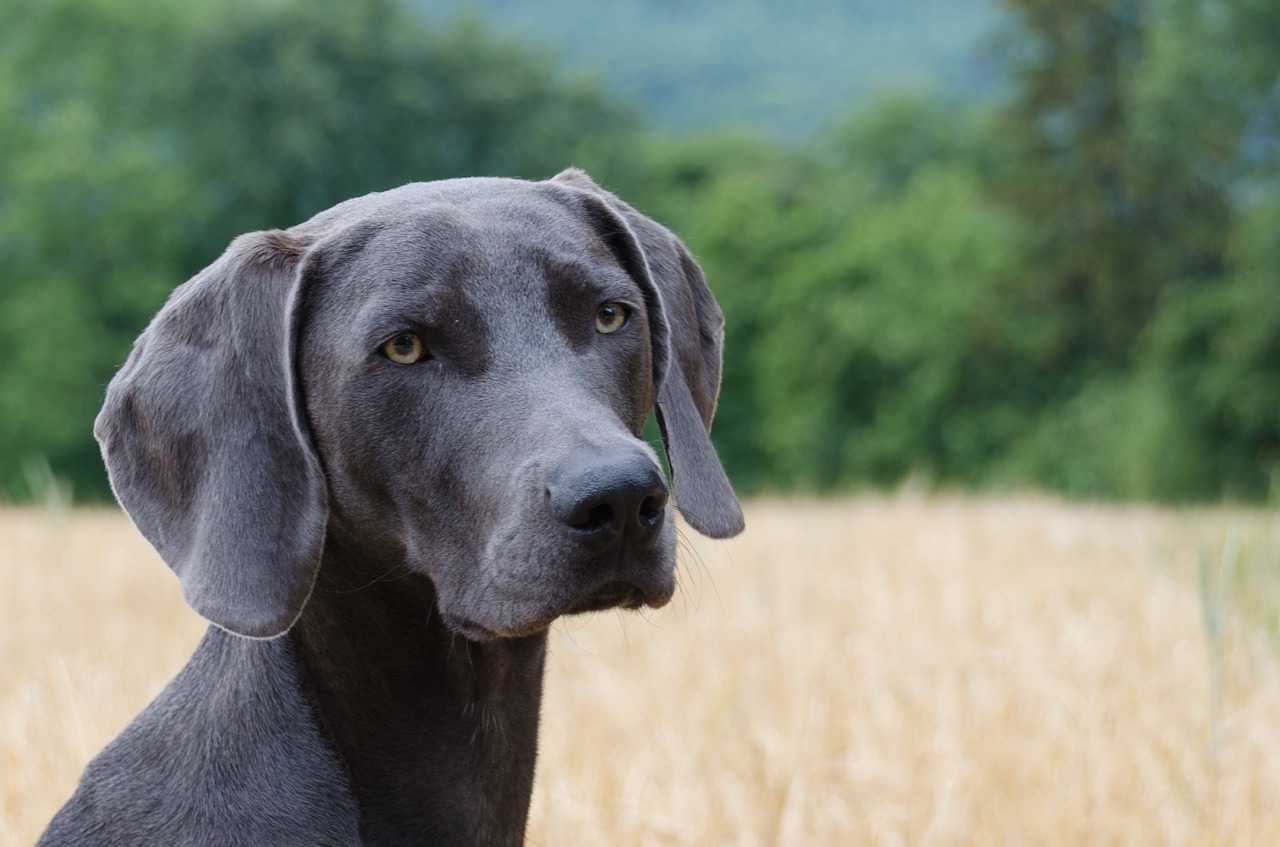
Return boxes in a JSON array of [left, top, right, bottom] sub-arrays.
[[95, 170, 742, 640]]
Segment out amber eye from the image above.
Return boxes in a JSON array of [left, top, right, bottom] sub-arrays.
[[382, 332, 427, 364], [595, 302, 630, 334]]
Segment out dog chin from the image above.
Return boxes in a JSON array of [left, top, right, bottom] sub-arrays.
[[562, 578, 675, 616], [444, 577, 676, 642], [440, 612, 544, 643]]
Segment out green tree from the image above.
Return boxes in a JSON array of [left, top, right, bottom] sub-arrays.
[[624, 131, 839, 491], [0, 0, 639, 500], [991, 0, 1280, 500], [993, 0, 1176, 367], [755, 165, 1034, 489], [639, 101, 1037, 493]]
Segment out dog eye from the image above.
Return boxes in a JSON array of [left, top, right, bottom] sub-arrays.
[[382, 333, 428, 364], [595, 302, 630, 335]]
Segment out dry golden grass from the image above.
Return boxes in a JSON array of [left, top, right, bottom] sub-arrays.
[[3, 496, 1279, 846]]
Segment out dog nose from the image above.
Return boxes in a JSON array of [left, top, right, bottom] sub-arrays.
[[548, 453, 668, 548]]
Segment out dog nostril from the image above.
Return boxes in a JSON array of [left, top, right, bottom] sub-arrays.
[[639, 495, 664, 527], [571, 503, 615, 533]]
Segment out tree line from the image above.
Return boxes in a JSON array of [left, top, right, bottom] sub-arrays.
[[1, 0, 1277, 503]]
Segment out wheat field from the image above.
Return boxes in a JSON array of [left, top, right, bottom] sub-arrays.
[[2, 495, 1279, 846]]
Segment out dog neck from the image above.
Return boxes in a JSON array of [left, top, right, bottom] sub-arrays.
[[289, 536, 548, 847]]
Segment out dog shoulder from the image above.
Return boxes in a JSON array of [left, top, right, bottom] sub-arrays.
[[37, 630, 361, 847]]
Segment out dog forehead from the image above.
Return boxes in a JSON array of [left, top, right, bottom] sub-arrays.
[[310, 179, 616, 285], [293, 177, 589, 245], [299, 183, 633, 360]]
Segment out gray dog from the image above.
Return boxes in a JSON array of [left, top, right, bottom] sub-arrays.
[[37, 169, 743, 846]]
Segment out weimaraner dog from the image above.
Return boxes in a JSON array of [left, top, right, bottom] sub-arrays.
[[37, 169, 743, 846]]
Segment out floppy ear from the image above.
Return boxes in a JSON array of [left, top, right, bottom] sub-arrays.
[[551, 168, 744, 538], [94, 231, 328, 638]]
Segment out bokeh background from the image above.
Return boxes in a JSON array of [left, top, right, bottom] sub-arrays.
[[6, 3, 1280, 845], [3, 0, 1277, 507]]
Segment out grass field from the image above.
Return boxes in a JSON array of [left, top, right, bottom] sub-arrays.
[[3, 496, 1279, 845]]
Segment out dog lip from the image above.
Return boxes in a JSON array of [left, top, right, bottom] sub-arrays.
[[441, 611, 505, 643], [447, 577, 675, 641], [642, 581, 676, 610], [445, 606, 560, 642], [563, 577, 672, 616], [564, 582, 638, 616]]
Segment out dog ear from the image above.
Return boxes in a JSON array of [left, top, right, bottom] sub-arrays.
[[95, 231, 328, 638], [551, 168, 744, 539]]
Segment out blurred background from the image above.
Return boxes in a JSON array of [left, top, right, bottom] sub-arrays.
[[2, 0, 1278, 506], [6, 5, 1280, 843]]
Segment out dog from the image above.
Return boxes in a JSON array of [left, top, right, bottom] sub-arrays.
[[36, 168, 743, 846]]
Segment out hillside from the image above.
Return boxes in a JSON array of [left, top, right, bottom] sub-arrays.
[[413, 0, 1003, 136]]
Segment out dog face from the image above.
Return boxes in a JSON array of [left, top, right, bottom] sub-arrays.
[[298, 188, 676, 639], [94, 171, 743, 640]]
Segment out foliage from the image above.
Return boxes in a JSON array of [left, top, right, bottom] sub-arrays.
[[1, 0, 1277, 504], [0, 0, 637, 499], [982, 0, 1280, 499]]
